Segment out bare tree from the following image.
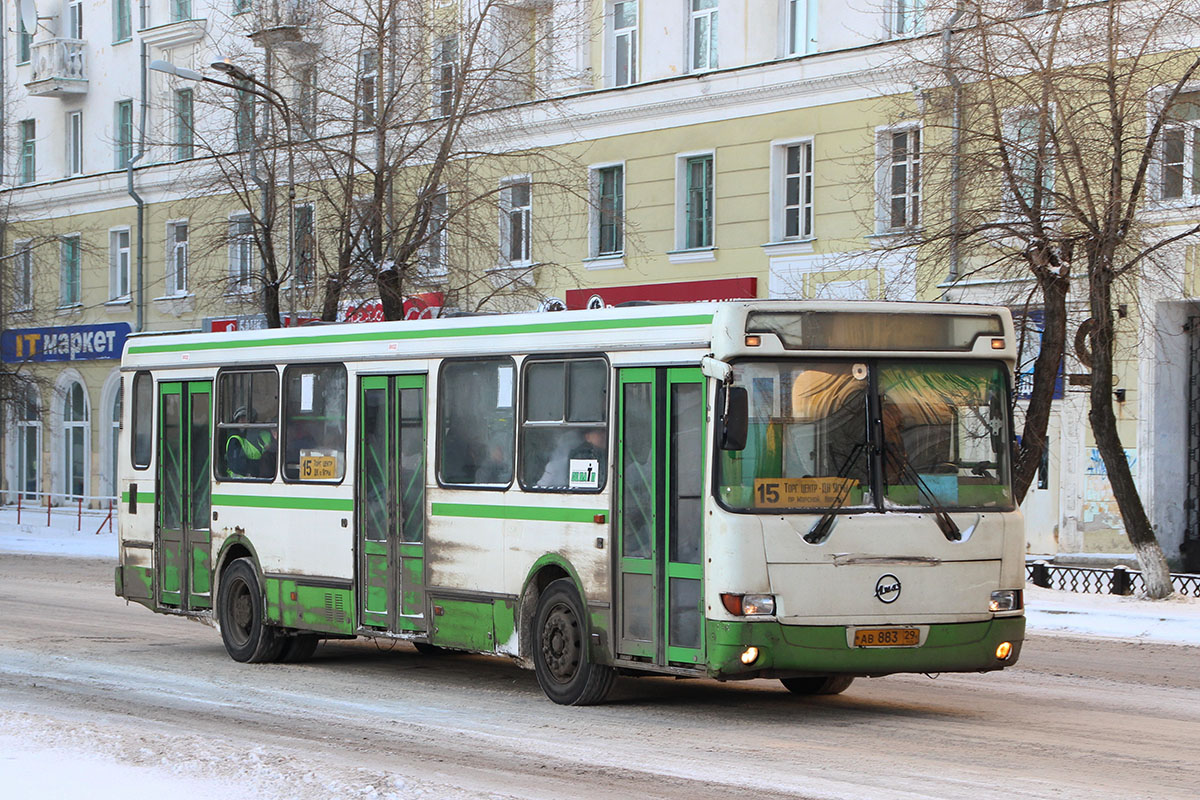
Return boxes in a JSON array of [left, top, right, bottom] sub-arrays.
[[887, 0, 1200, 597]]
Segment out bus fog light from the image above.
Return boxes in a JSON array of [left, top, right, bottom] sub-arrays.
[[989, 590, 1023, 613], [996, 641, 1013, 661], [740, 646, 759, 665]]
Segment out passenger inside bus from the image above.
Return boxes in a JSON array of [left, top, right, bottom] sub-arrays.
[[225, 407, 276, 479], [535, 427, 606, 488]]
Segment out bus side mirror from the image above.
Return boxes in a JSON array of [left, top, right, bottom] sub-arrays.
[[718, 386, 748, 451]]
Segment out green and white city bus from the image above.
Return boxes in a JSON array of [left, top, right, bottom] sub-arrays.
[[115, 301, 1025, 704]]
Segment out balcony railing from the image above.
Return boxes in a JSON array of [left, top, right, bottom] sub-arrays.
[[26, 38, 88, 96], [248, 0, 312, 45]]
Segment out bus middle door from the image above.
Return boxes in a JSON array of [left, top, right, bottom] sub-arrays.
[[357, 374, 427, 634], [156, 380, 213, 611]]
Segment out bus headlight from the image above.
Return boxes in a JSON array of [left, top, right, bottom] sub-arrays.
[[720, 593, 776, 616], [989, 590, 1023, 613]]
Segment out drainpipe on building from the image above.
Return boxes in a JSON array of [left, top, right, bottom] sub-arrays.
[[942, 2, 965, 284], [1, 0, 7, 187], [127, 43, 149, 332]]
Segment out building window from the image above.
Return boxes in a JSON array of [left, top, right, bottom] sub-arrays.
[[115, 100, 134, 169], [167, 221, 188, 296], [420, 191, 448, 279], [880, 127, 920, 231], [62, 381, 89, 499], [235, 89, 255, 151], [1008, 110, 1054, 211], [67, 111, 84, 176], [281, 364, 347, 482], [773, 140, 813, 240], [171, 0, 191, 22], [438, 358, 515, 487], [17, 17, 32, 64], [67, 0, 83, 38], [114, 0, 133, 41], [680, 154, 714, 249], [611, 2, 638, 86], [13, 242, 33, 311], [787, 0, 817, 54], [690, 0, 719, 72], [294, 203, 316, 285], [60, 235, 82, 307], [358, 49, 378, 127], [1162, 93, 1200, 200], [110, 228, 131, 300], [1022, 0, 1062, 13], [434, 36, 458, 116], [500, 179, 532, 266], [20, 120, 36, 184], [131, 371, 153, 469], [230, 214, 255, 292], [174, 88, 194, 160], [16, 385, 41, 499], [592, 164, 624, 257], [519, 358, 608, 492], [216, 369, 279, 481], [892, 0, 924, 37], [296, 67, 317, 138]]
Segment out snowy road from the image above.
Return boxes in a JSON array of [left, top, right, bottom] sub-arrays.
[[2, 553, 1199, 800]]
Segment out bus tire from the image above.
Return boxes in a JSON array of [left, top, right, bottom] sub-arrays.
[[780, 675, 854, 696], [218, 558, 284, 663], [277, 634, 320, 663], [533, 578, 615, 705]]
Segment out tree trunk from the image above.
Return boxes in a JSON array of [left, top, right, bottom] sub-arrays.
[[378, 266, 405, 321], [1086, 265, 1174, 599], [1012, 255, 1069, 503]]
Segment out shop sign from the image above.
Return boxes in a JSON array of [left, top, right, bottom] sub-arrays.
[[2, 323, 131, 363], [565, 277, 757, 310], [205, 314, 319, 332]]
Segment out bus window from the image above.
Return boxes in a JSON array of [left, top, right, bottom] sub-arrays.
[[520, 358, 608, 492], [282, 364, 347, 482], [438, 358, 515, 488], [131, 371, 153, 469], [215, 369, 279, 481]]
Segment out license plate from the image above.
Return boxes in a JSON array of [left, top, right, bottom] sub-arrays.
[[853, 627, 920, 648]]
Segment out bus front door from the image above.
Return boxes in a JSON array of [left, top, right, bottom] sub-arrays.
[[156, 381, 213, 611], [357, 374, 427, 634], [615, 367, 706, 667]]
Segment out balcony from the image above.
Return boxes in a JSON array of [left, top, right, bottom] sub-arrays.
[[26, 39, 87, 97], [248, 0, 313, 47]]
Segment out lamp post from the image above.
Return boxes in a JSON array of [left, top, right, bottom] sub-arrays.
[[149, 57, 298, 328]]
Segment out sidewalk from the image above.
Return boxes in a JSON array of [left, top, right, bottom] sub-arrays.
[[2, 509, 1197, 646]]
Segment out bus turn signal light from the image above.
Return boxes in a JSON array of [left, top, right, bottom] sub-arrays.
[[991, 338, 1006, 349], [721, 593, 776, 616], [745, 335, 762, 347]]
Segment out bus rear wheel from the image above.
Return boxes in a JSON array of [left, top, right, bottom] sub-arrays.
[[780, 675, 854, 696], [533, 579, 615, 705], [218, 558, 284, 663]]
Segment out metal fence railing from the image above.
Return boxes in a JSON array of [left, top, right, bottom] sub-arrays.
[[1026, 561, 1200, 598], [1, 492, 118, 535]]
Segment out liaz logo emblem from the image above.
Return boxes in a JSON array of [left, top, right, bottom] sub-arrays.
[[874, 574, 901, 604]]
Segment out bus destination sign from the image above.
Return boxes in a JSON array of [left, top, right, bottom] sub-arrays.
[[753, 477, 860, 508]]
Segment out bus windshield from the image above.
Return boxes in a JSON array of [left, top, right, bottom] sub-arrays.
[[716, 360, 1013, 513]]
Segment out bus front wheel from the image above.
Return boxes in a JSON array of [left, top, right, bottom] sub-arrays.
[[218, 558, 284, 663], [533, 579, 615, 705], [780, 675, 854, 696]]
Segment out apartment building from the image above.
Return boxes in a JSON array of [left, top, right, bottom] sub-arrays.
[[2, 0, 1198, 569]]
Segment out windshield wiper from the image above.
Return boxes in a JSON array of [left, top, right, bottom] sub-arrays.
[[885, 448, 962, 542], [804, 441, 867, 544]]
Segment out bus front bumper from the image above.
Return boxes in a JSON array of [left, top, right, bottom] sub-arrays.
[[707, 616, 1025, 679]]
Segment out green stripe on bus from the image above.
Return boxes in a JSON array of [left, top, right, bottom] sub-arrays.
[[212, 494, 354, 512], [126, 314, 714, 355], [120, 491, 156, 504], [432, 502, 604, 524]]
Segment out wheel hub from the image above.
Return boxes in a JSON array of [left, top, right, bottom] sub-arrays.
[[541, 603, 580, 684]]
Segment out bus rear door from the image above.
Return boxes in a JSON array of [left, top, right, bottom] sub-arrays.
[[356, 374, 427, 634]]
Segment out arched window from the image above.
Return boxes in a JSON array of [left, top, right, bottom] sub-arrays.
[[63, 382, 89, 499], [110, 389, 122, 498], [16, 385, 41, 499]]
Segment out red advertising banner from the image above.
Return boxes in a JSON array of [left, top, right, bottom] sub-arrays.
[[342, 292, 444, 322], [564, 277, 757, 310]]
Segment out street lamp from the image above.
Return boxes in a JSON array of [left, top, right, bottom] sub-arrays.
[[148, 57, 299, 328]]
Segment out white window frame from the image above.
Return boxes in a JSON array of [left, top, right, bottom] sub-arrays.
[[20, 119, 36, 184], [589, 162, 625, 260], [784, 0, 816, 56], [12, 240, 33, 311], [115, 99, 134, 170], [770, 137, 814, 242], [60, 234, 82, 307], [67, 0, 84, 39], [891, 0, 925, 38], [66, 111, 83, 177], [229, 213, 256, 293], [674, 150, 716, 255], [499, 177, 533, 267], [689, 0, 719, 73], [109, 227, 131, 301], [1003, 107, 1056, 215], [420, 190, 449, 280], [1157, 89, 1200, 203], [166, 220, 189, 296], [13, 384, 42, 500], [113, 0, 132, 42], [358, 49, 378, 127], [60, 378, 90, 501], [875, 123, 921, 233], [609, 1, 638, 87], [433, 36, 458, 117]]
